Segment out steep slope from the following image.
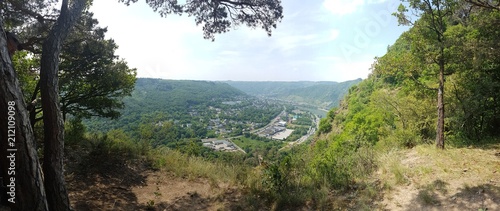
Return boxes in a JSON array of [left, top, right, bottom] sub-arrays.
[[225, 79, 361, 109], [309, 9, 500, 210]]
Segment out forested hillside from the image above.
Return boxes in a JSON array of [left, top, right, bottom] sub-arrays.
[[266, 2, 500, 209], [318, 2, 500, 148], [225, 79, 361, 109], [84, 78, 283, 145]]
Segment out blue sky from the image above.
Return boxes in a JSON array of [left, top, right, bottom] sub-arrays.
[[90, 0, 409, 82]]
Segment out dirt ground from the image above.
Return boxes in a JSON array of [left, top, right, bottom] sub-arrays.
[[67, 160, 251, 211], [378, 145, 500, 211], [131, 171, 245, 211]]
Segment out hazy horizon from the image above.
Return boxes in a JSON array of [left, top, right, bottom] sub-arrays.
[[137, 77, 363, 83]]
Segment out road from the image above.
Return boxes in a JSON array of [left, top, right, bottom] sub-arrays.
[[250, 107, 286, 134], [226, 107, 321, 152], [279, 114, 320, 151], [231, 140, 247, 154]]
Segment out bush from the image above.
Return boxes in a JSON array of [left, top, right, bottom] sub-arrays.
[[262, 155, 292, 194], [309, 139, 376, 189], [76, 130, 150, 175], [318, 118, 332, 134], [65, 117, 86, 147], [377, 128, 422, 150]]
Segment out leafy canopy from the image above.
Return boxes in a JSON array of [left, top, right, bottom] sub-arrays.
[[119, 0, 284, 40]]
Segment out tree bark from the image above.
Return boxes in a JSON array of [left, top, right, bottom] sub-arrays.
[[436, 59, 445, 149], [39, 0, 86, 210], [0, 24, 49, 211]]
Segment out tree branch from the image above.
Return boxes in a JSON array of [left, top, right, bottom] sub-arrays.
[[6, 0, 46, 24], [219, 0, 263, 7], [465, 0, 500, 10]]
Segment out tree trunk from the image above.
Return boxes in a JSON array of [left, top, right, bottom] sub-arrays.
[[39, 0, 86, 210], [0, 24, 49, 211], [436, 62, 445, 149]]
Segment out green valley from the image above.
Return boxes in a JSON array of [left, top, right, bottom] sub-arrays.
[[83, 78, 331, 157], [85, 78, 284, 145], [2, 0, 500, 211]]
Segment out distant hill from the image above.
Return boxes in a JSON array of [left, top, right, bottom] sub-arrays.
[[224, 79, 362, 109], [85, 78, 250, 132], [128, 78, 248, 110]]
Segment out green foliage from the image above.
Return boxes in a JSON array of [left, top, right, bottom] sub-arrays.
[[293, 116, 313, 126], [85, 78, 284, 149], [12, 51, 39, 102], [11, 11, 137, 124], [303, 5, 500, 204], [318, 108, 337, 134], [309, 139, 376, 189], [59, 12, 137, 120], [86, 78, 247, 132], [232, 135, 283, 159], [120, 0, 283, 40], [262, 155, 292, 193], [318, 118, 332, 134], [65, 117, 86, 146], [77, 130, 149, 175], [284, 126, 308, 142], [185, 140, 202, 157]]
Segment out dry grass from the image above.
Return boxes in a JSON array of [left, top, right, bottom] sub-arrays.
[[378, 150, 410, 187], [377, 143, 500, 210], [149, 147, 249, 186]]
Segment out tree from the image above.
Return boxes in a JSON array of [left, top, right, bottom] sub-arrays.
[[39, 0, 87, 210], [446, 8, 500, 140], [5, 6, 135, 209], [11, 11, 137, 126], [58, 12, 137, 121], [1, 0, 283, 209], [465, 0, 499, 10], [394, 0, 457, 149], [0, 24, 49, 211], [121, 0, 284, 40]]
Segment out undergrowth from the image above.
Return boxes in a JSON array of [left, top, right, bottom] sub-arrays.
[[66, 116, 500, 210]]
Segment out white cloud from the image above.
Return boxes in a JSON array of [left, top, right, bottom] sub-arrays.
[[271, 29, 339, 54], [323, 0, 365, 15], [322, 0, 395, 16], [275, 34, 318, 51], [326, 56, 375, 81], [91, 1, 206, 79], [330, 29, 340, 40]]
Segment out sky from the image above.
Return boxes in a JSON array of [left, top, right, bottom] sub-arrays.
[[90, 0, 409, 82]]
